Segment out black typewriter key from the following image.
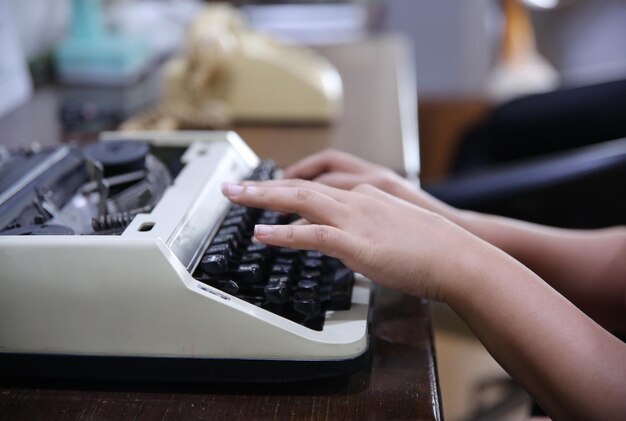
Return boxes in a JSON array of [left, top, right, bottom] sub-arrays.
[[332, 266, 353, 285], [241, 252, 265, 265], [218, 279, 240, 295], [216, 226, 242, 241], [322, 256, 343, 271], [207, 243, 232, 259], [250, 283, 267, 295], [211, 233, 239, 250], [328, 291, 352, 311], [261, 210, 281, 218], [246, 243, 270, 257], [200, 254, 228, 275], [254, 171, 270, 182], [228, 206, 249, 219], [258, 216, 279, 225], [195, 273, 217, 286], [297, 279, 319, 294], [275, 256, 298, 266], [258, 210, 281, 225], [302, 315, 325, 331], [259, 209, 280, 217], [269, 274, 291, 285], [302, 258, 323, 271], [327, 267, 354, 310], [303, 250, 323, 259], [229, 204, 251, 215], [250, 161, 274, 181], [271, 263, 295, 278], [293, 292, 320, 316], [264, 276, 291, 304], [301, 269, 322, 282], [222, 215, 248, 232], [236, 263, 264, 285], [275, 247, 299, 258]]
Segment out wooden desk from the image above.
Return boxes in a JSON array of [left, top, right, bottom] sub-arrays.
[[0, 36, 441, 420]]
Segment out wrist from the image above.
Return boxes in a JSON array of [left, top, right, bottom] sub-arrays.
[[443, 234, 507, 309]]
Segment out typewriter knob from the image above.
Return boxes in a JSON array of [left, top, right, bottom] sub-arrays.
[[84, 140, 149, 177]]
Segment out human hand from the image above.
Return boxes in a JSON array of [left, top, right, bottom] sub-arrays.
[[284, 149, 458, 220], [284, 149, 412, 196], [222, 179, 486, 303]]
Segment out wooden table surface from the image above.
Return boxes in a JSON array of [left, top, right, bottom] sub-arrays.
[[0, 36, 441, 420]]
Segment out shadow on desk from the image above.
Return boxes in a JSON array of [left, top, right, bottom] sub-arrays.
[[0, 366, 367, 395]]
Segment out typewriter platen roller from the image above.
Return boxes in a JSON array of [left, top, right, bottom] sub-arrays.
[[0, 131, 372, 382]]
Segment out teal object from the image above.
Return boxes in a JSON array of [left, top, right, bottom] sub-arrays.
[[55, 0, 152, 86]]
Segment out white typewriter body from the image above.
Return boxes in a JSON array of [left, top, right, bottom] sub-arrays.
[[0, 131, 371, 367]]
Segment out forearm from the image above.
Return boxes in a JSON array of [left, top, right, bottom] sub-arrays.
[[456, 211, 625, 280], [391, 182, 626, 332], [456, 212, 626, 333], [395, 182, 625, 277], [449, 239, 626, 420]]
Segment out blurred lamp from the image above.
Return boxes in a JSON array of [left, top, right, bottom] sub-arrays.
[[523, 0, 559, 9]]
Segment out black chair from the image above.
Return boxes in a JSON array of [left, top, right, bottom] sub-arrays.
[[424, 79, 626, 229], [451, 79, 626, 175], [424, 137, 626, 229]]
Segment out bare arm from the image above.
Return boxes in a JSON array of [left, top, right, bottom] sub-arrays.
[[222, 180, 626, 420], [448, 209, 626, 334], [450, 235, 626, 421], [284, 149, 626, 334]]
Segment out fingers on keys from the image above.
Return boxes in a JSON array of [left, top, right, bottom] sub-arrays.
[[283, 149, 365, 180], [254, 224, 357, 260], [239, 178, 346, 201], [222, 182, 347, 227]]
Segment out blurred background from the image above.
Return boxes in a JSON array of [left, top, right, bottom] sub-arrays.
[[2, 0, 625, 419], [5, 0, 626, 180]]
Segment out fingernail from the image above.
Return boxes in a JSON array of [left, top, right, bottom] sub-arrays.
[[222, 183, 244, 196], [255, 225, 273, 236]]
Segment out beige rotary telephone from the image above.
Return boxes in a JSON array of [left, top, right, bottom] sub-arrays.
[[126, 4, 343, 130]]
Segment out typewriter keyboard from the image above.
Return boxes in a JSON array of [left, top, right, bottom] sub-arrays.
[[193, 161, 354, 331]]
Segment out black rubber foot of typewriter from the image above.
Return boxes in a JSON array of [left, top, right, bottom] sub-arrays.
[[0, 351, 370, 383]]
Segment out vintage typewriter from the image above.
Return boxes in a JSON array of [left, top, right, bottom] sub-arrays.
[[0, 131, 373, 382]]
